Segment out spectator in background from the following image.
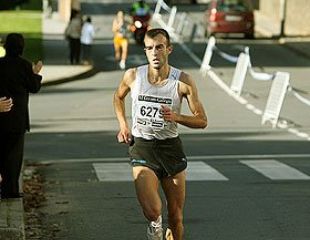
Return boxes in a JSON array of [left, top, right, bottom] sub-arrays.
[[0, 96, 12, 199], [71, 0, 81, 13], [0, 33, 43, 199], [81, 16, 95, 65], [0, 38, 5, 57], [65, 10, 82, 64], [130, 0, 151, 18], [112, 11, 130, 70]]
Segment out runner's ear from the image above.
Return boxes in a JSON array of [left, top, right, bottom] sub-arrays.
[[167, 45, 173, 55]]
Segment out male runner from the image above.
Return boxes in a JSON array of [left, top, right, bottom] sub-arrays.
[[113, 28, 208, 240]]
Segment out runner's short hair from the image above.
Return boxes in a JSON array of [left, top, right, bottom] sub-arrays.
[[145, 28, 171, 46]]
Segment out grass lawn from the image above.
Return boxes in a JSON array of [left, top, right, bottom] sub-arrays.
[[0, 1, 42, 62]]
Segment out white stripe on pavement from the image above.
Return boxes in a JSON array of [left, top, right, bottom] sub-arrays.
[[93, 163, 132, 182], [240, 159, 310, 180], [186, 161, 228, 181], [38, 153, 310, 164], [93, 161, 228, 182]]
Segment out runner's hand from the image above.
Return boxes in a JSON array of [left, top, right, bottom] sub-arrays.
[[117, 130, 132, 144], [161, 105, 177, 122]]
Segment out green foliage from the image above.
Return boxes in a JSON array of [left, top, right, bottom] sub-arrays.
[[0, 0, 42, 10], [20, 0, 42, 10], [0, 9, 42, 61]]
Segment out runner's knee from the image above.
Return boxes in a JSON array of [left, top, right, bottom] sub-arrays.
[[143, 207, 162, 222]]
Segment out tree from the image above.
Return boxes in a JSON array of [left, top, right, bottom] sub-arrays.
[[0, 0, 29, 10]]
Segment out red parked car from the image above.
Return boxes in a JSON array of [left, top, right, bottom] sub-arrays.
[[205, 0, 255, 38]]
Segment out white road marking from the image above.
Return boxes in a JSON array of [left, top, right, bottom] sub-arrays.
[[240, 159, 310, 180], [93, 161, 228, 182], [93, 163, 132, 182], [186, 161, 228, 181], [39, 153, 310, 164]]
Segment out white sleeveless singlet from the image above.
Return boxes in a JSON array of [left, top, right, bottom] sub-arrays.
[[131, 64, 182, 140]]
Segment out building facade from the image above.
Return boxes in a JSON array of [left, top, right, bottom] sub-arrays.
[[255, 0, 310, 36]]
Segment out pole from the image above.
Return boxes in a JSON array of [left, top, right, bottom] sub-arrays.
[[279, 0, 287, 37]]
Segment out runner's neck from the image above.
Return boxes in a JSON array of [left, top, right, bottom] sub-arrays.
[[148, 65, 170, 85]]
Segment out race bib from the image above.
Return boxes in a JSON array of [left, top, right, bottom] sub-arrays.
[[136, 94, 173, 131]]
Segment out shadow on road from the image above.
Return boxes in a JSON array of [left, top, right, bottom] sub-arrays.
[[25, 131, 310, 162]]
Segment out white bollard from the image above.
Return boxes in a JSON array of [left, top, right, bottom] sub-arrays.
[[153, 0, 164, 20], [154, 0, 163, 15], [167, 6, 177, 32], [176, 12, 187, 35], [200, 36, 216, 75], [261, 71, 290, 128], [230, 52, 250, 95]]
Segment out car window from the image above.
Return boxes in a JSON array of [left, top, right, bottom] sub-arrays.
[[217, 0, 252, 12]]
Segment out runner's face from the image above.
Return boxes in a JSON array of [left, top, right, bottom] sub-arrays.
[[144, 34, 172, 70], [117, 11, 123, 20]]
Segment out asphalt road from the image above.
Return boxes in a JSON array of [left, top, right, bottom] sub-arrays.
[[24, 0, 310, 239]]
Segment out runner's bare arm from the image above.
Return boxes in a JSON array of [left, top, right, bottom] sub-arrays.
[[161, 72, 208, 129], [112, 19, 119, 34], [113, 68, 136, 143]]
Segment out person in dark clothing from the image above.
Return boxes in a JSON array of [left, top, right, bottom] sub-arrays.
[[0, 33, 43, 199], [65, 10, 82, 64]]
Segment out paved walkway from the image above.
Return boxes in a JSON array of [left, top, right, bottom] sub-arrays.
[[41, 12, 92, 84]]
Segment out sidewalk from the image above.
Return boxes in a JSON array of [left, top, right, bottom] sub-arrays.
[[41, 12, 93, 84], [0, 12, 92, 240], [0, 199, 25, 240]]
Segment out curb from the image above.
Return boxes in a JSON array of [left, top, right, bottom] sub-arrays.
[[42, 66, 97, 87], [0, 199, 25, 240]]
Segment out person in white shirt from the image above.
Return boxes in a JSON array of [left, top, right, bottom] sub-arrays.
[[81, 16, 95, 65]]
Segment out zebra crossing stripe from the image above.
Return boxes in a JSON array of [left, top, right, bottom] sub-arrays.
[[186, 162, 228, 181], [93, 163, 132, 182], [240, 160, 310, 180], [93, 162, 228, 182]]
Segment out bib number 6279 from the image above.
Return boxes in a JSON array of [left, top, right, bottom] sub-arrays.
[[140, 105, 163, 118]]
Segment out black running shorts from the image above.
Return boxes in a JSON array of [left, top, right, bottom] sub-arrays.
[[129, 136, 187, 179]]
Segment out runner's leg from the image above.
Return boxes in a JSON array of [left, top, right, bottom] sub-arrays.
[[133, 166, 163, 239], [132, 166, 162, 221], [114, 40, 121, 61], [161, 170, 186, 240]]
